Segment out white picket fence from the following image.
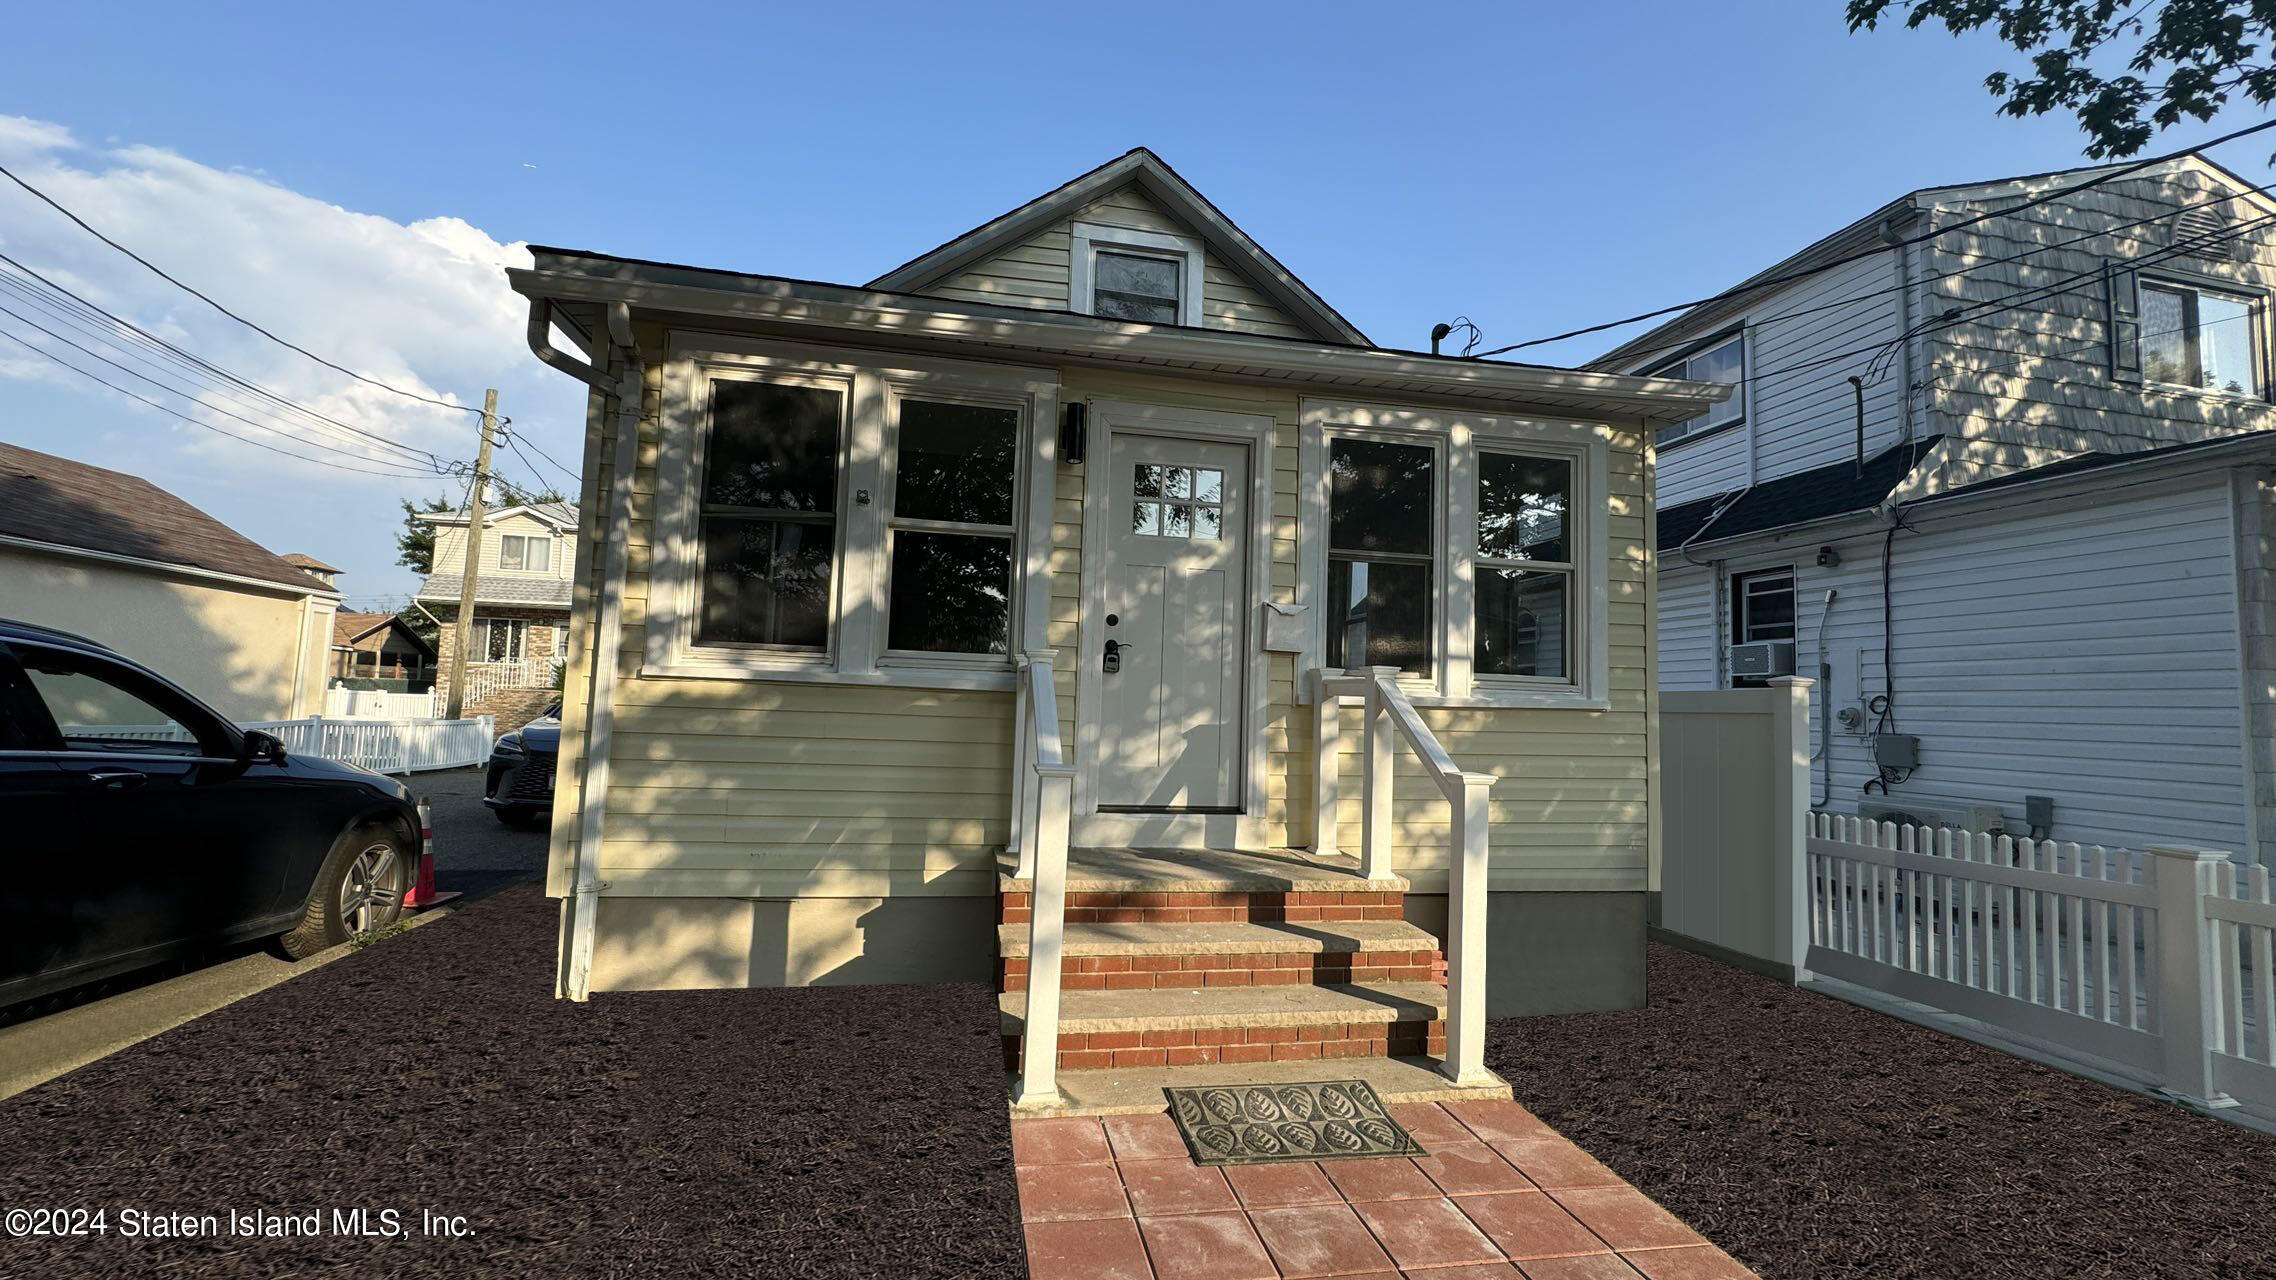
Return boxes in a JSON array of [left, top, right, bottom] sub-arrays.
[[323, 686, 438, 719], [1805, 813, 2276, 1115], [80, 716, 493, 775]]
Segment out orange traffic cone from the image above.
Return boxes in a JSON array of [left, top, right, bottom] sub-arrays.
[[403, 801, 461, 911]]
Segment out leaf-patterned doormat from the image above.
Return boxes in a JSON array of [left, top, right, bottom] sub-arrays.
[[1164, 1080, 1421, 1165]]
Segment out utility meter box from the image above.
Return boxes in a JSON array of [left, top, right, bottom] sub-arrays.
[[1872, 733, 1920, 770]]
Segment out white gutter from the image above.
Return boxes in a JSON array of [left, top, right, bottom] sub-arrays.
[[532, 297, 638, 1002], [508, 263, 1728, 424], [0, 533, 344, 603]]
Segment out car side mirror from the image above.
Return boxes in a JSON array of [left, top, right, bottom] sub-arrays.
[[240, 729, 288, 766]]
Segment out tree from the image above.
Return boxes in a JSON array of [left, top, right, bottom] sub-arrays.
[[395, 494, 456, 575], [1846, 1, 2276, 158]]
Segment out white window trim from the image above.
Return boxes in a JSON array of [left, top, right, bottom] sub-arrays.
[[499, 533, 553, 573], [1646, 331, 1747, 449], [646, 334, 1058, 689], [1299, 398, 1611, 709], [2137, 273, 2267, 401], [1071, 221, 1205, 328]]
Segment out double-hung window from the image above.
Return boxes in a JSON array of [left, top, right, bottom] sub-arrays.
[[1325, 437, 1438, 677], [1646, 333, 1744, 448], [694, 379, 844, 650], [885, 397, 1021, 656], [474, 617, 528, 664], [1728, 567, 1794, 688], [2141, 280, 2261, 396], [654, 338, 1053, 687], [1307, 400, 1606, 706], [499, 534, 552, 572], [1474, 452, 1574, 682]]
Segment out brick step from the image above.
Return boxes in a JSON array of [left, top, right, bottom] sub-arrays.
[[1000, 889, 1404, 926], [999, 981, 1448, 1071], [995, 920, 1444, 991]]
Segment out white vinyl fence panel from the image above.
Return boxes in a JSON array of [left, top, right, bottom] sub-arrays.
[[324, 686, 438, 719], [71, 717, 493, 775], [1657, 679, 1812, 977]]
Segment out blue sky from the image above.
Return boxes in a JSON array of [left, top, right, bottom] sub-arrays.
[[4, 2, 2269, 606]]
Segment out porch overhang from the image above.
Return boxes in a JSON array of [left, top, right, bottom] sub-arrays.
[[508, 251, 1729, 425]]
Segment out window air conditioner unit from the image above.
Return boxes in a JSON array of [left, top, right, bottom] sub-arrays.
[[1856, 799, 1956, 833], [1728, 640, 1795, 680]]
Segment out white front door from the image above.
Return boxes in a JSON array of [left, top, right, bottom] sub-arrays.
[[1095, 432, 1249, 811]]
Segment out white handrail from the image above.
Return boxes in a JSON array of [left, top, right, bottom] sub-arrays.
[[1011, 649, 1075, 1108], [1311, 665, 1497, 1087]]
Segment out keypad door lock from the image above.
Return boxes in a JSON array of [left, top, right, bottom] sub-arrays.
[[1103, 637, 1126, 674]]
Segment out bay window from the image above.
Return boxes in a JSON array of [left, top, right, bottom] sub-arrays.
[[1305, 400, 1606, 706], [651, 337, 1053, 686]]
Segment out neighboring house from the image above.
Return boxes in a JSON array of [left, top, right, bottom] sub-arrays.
[[413, 501, 577, 717], [508, 140, 1716, 1110], [0, 440, 338, 720], [283, 552, 341, 590], [1598, 153, 2276, 862], [329, 611, 436, 687]]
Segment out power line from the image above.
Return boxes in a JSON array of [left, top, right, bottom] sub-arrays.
[[0, 300, 443, 478], [0, 251, 452, 469], [1468, 116, 2276, 360], [1600, 172, 2276, 374], [502, 425, 579, 488], [0, 327, 442, 479], [502, 431, 575, 495], [0, 159, 484, 416]]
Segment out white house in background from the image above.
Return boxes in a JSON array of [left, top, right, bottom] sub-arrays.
[[413, 500, 577, 725], [1597, 153, 2276, 864]]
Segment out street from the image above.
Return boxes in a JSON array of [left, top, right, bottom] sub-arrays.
[[0, 766, 546, 1100]]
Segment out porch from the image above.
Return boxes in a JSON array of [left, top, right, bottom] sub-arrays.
[[1002, 654, 1512, 1114]]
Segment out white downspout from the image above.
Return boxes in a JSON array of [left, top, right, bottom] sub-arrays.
[[529, 297, 639, 1001]]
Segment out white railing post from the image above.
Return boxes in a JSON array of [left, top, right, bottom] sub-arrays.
[[1361, 667, 1399, 881], [1014, 766, 1075, 1108], [1008, 654, 1031, 868], [1768, 676, 1815, 983], [2148, 845, 2242, 1109], [1313, 667, 1344, 858], [1442, 771, 1496, 1086]]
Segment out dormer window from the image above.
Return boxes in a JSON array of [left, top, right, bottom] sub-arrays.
[[1072, 222, 1203, 327]]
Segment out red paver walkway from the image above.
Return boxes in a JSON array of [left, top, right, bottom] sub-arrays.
[[1012, 1099, 1758, 1280]]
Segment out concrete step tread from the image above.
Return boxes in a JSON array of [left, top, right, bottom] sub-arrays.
[[999, 846, 1406, 894], [999, 980, 1449, 1035], [1012, 1055, 1512, 1117], [997, 919, 1438, 959]]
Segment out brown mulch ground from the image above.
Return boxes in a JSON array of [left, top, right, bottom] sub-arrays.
[[0, 885, 1024, 1279], [1488, 941, 2276, 1280]]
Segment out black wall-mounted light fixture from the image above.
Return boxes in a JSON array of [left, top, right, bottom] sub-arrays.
[[1060, 402, 1089, 466]]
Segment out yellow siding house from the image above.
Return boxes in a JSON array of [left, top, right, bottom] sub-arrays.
[[510, 150, 1723, 1108]]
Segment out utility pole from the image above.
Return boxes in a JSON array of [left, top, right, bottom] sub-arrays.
[[445, 389, 498, 720]]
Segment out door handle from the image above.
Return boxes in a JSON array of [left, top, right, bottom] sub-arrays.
[[83, 768, 147, 791], [1104, 638, 1135, 674]]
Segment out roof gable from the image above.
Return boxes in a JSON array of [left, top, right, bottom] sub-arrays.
[[0, 441, 332, 594], [867, 148, 1367, 346]]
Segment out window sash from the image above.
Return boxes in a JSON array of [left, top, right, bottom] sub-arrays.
[[1325, 434, 1442, 679], [1649, 334, 1745, 447], [499, 534, 551, 572], [882, 394, 1024, 658], [1733, 571, 1796, 645], [693, 376, 847, 652], [2142, 280, 2260, 395]]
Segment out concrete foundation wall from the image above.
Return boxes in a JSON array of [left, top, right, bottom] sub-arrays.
[[586, 895, 995, 992], [1406, 891, 1646, 1017]]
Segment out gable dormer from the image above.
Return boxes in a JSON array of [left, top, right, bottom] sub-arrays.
[[868, 148, 1367, 345]]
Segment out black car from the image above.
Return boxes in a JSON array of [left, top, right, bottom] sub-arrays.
[[0, 619, 423, 1009], [484, 705, 560, 827]]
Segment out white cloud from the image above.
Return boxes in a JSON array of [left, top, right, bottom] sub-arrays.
[[0, 115, 587, 601]]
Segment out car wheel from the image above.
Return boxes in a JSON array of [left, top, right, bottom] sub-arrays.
[[278, 824, 410, 959]]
